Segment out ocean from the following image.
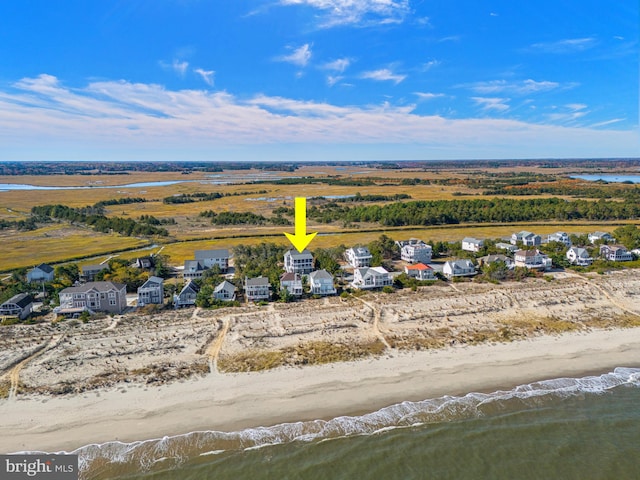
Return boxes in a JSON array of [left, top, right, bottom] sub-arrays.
[[67, 367, 640, 479]]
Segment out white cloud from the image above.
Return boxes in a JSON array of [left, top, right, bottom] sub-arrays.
[[323, 58, 351, 72], [276, 44, 312, 67], [415, 92, 445, 100], [463, 79, 564, 95], [422, 60, 440, 71], [360, 68, 406, 84], [170, 59, 189, 77], [279, 0, 410, 27], [565, 103, 587, 111], [194, 68, 215, 86], [529, 37, 597, 53], [472, 97, 510, 112], [327, 75, 344, 86], [590, 118, 625, 128], [1, 74, 637, 161]]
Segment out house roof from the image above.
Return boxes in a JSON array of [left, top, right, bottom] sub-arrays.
[[370, 266, 389, 274], [179, 281, 200, 295], [396, 239, 427, 247], [246, 276, 270, 287], [605, 244, 629, 252], [136, 256, 154, 267], [33, 263, 54, 273], [568, 247, 589, 256], [183, 260, 205, 271], [61, 281, 125, 294], [348, 246, 371, 256], [2, 293, 34, 308], [82, 264, 109, 273], [214, 280, 236, 293], [405, 263, 432, 271], [515, 249, 539, 257], [141, 276, 164, 287], [310, 269, 333, 280], [445, 259, 474, 268], [591, 231, 611, 237], [479, 254, 509, 263], [462, 237, 483, 244], [280, 272, 301, 282], [195, 249, 229, 259], [285, 249, 313, 259]]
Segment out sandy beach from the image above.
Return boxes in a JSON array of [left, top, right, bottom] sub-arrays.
[[0, 270, 639, 454], [1, 327, 640, 454]]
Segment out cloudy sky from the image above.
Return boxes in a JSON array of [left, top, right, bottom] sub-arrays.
[[0, 1, 637, 161]]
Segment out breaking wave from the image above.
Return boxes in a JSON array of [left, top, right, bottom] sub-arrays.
[[21, 367, 640, 479]]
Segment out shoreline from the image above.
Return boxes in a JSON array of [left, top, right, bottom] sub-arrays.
[[2, 327, 640, 454]]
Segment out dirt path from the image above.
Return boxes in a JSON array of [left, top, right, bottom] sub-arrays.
[[8, 334, 65, 400], [564, 272, 640, 318], [352, 296, 392, 350], [206, 317, 231, 373]]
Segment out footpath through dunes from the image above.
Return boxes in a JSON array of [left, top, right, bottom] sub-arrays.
[[0, 269, 638, 399]]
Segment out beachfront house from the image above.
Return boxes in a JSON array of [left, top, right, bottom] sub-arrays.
[[404, 263, 435, 281], [461, 237, 484, 253], [183, 260, 206, 281], [27, 263, 54, 283], [195, 249, 230, 273], [396, 239, 433, 264], [245, 276, 271, 301], [175, 281, 199, 308], [566, 247, 593, 267], [511, 231, 542, 247], [478, 254, 515, 269], [589, 231, 614, 244], [345, 247, 373, 268], [514, 250, 552, 270], [80, 264, 109, 282], [351, 266, 392, 289], [443, 260, 476, 279], [0, 293, 34, 320], [214, 280, 237, 301], [309, 269, 337, 295], [58, 281, 127, 314], [280, 272, 303, 296], [547, 232, 572, 247], [496, 242, 518, 253], [599, 244, 633, 262], [137, 276, 164, 307], [283, 249, 314, 275]]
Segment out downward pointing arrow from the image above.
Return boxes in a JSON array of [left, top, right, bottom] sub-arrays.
[[284, 197, 317, 253]]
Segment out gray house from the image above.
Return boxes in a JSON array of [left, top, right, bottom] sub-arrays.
[[195, 249, 230, 272], [245, 276, 271, 301], [175, 281, 200, 308], [309, 269, 336, 295], [280, 272, 303, 296], [137, 276, 164, 307], [511, 231, 542, 247], [183, 260, 206, 280], [0, 293, 34, 320], [397, 239, 432, 264], [443, 260, 476, 279], [284, 249, 314, 274], [81, 264, 109, 282], [58, 281, 127, 314], [27, 263, 54, 283], [214, 280, 237, 301]]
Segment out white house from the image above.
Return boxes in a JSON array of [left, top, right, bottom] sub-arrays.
[[496, 242, 518, 253], [397, 239, 432, 264], [245, 276, 271, 301], [462, 237, 484, 253], [511, 231, 542, 246], [547, 232, 572, 247], [27, 263, 54, 283], [214, 280, 237, 301], [137, 276, 164, 306], [599, 244, 633, 262], [404, 263, 435, 281], [589, 232, 614, 244], [283, 249, 314, 275], [0, 293, 34, 320], [58, 281, 127, 314], [195, 249, 229, 272], [443, 260, 476, 279], [309, 269, 336, 295], [351, 266, 392, 289], [175, 281, 199, 308], [345, 247, 373, 268], [566, 247, 593, 266], [514, 250, 552, 270], [280, 272, 303, 296]]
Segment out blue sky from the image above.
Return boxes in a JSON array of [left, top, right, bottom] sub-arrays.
[[0, 1, 637, 161]]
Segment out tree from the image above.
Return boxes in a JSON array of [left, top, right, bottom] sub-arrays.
[[613, 224, 640, 250]]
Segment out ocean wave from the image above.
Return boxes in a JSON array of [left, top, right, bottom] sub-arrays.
[[20, 367, 640, 479]]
